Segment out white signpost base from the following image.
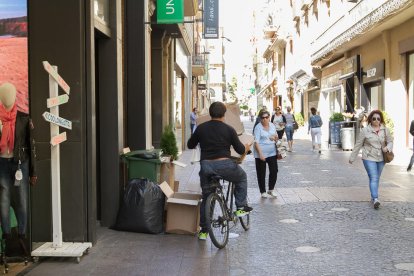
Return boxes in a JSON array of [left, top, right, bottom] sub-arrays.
[[31, 62, 92, 262]]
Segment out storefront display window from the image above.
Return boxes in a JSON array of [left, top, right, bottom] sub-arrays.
[[0, 0, 28, 113]]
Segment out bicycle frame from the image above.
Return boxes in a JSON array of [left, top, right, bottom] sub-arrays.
[[213, 179, 237, 225]]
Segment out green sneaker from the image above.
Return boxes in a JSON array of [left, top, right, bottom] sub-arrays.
[[234, 206, 252, 217], [198, 231, 208, 240]]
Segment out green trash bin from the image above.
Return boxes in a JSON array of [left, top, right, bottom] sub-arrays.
[[121, 149, 162, 182]]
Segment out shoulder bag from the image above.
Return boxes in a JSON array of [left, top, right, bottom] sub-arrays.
[[383, 129, 394, 163]]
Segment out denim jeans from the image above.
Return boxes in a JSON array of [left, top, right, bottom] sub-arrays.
[[285, 126, 294, 141], [0, 158, 29, 235], [362, 159, 385, 200], [199, 159, 248, 231]]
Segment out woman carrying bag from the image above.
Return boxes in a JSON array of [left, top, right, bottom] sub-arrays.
[[253, 110, 279, 198], [349, 110, 393, 209]]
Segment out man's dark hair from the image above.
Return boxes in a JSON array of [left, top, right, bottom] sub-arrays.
[[310, 107, 317, 115], [209, 102, 226, 118]]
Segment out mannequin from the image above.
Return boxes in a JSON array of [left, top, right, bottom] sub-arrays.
[[0, 82, 37, 263]]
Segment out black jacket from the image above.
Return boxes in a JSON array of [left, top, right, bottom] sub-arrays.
[[13, 111, 37, 177]]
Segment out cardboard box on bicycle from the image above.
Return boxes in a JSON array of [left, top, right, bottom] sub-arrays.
[[230, 133, 255, 159], [159, 181, 202, 235], [195, 103, 245, 135]]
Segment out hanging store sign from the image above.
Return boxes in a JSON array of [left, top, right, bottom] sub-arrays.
[[203, 0, 219, 38], [339, 55, 360, 80], [362, 60, 384, 84], [157, 0, 184, 24]]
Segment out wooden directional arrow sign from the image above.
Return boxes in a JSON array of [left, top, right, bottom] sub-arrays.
[[47, 94, 69, 108], [42, 61, 70, 95], [42, 112, 72, 130], [50, 132, 67, 146]]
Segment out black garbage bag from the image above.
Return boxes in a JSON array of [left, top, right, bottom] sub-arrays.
[[113, 178, 165, 234]]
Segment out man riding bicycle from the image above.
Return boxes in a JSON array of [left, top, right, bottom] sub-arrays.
[[187, 102, 253, 240]]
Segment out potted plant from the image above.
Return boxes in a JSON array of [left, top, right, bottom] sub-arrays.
[[329, 112, 344, 122], [160, 125, 178, 161], [160, 125, 179, 190]]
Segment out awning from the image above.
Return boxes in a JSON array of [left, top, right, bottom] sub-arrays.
[[289, 69, 314, 88], [338, 72, 355, 80], [320, 85, 341, 93], [257, 82, 272, 97]]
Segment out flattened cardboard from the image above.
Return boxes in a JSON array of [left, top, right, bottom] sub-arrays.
[[230, 133, 255, 158], [195, 103, 244, 135]]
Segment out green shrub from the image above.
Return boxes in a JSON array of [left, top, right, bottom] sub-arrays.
[[239, 105, 248, 110], [330, 112, 344, 122], [294, 112, 304, 126], [382, 111, 394, 135], [160, 125, 179, 161]]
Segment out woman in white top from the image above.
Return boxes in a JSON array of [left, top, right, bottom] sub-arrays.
[[271, 106, 286, 139]]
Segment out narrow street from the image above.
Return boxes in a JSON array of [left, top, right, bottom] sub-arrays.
[[21, 118, 414, 276]]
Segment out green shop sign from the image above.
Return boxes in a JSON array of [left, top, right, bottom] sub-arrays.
[[157, 0, 184, 24]]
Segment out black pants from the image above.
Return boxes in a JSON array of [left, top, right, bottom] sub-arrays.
[[255, 155, 278, 194], [276, 130, 284, 139]]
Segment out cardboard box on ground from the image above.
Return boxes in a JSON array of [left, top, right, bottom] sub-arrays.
[[196, 103, 254, 159], [159, 181, 202, 234]]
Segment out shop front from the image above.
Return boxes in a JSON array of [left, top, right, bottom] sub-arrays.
[[339, 55, 361, 113], [361, 60, 385, 112]]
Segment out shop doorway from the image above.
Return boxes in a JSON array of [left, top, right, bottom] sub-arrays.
[[362, 80, 383, 112], [94, 33, 103, 222], [344, 78, 355, 113]]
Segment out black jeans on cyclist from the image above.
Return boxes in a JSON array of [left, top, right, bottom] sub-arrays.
[[199, 159, 248, 232], [255, 155, 278, 194]]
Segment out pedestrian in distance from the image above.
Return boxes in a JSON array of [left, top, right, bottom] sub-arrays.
[[284, 106, 296, 152], [308, 107, 323, 153], [190, 107, 197, 133], [248, 108, 254, 122], [253, 110, 279, 198], [349, 110, 393, 209], [187, 102, 253, 241], [407, 119, 414, 172], [271, 106, 286, 140]]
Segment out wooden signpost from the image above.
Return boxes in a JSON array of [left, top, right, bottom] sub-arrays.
[[31, 62, 91, 263]]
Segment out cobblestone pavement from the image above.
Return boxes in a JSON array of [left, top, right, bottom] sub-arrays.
[[21, 117, 414, 276]]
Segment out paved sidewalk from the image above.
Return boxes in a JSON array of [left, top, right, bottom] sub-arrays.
[[19, 117, 414, 275]]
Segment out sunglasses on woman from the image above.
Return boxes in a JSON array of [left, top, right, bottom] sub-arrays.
[[372, 117, 381, 121], [261, 116, 269, 119]]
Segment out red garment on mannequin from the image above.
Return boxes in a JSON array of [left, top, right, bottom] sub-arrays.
[[0, 103, 17, 153]]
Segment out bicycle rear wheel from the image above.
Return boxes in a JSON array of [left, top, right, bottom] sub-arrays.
[[205, 193, 229, 249], [239, 214, 250, 231]]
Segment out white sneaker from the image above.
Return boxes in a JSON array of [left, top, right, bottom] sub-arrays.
[[261, 192, 270, 198], [267, 190, 277, 198]]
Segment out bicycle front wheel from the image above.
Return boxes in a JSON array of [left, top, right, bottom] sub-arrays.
[[239, 214, 250, 231], [205, 193, 229, 249]]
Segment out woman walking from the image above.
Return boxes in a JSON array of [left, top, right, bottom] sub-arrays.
[[308, 107, 323, 153], [284, 106, 295, 152], [253, 110, 279, 198], [349, 110, 393, 209], [271, 106, 286, 139]]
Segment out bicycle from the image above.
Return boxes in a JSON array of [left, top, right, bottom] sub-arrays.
[[205, 175, 250, 249]]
